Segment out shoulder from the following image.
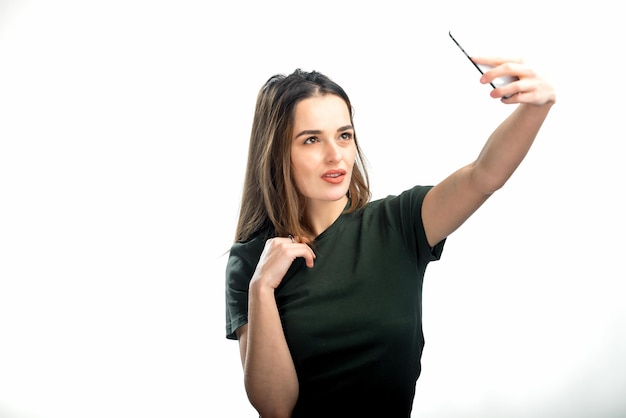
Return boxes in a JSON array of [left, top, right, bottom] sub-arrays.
[[347, 185, 434, 236], [227, 229, 272, 272], [366, 185, 434, 212]]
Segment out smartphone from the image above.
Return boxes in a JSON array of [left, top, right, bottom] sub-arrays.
[[449, 31, 517, 95]]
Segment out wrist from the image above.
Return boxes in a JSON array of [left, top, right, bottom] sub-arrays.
[[249, 277, 277, 298]]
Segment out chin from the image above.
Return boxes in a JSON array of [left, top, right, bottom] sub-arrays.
[[329, 192, 349, 202]]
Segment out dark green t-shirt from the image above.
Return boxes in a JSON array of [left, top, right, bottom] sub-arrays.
[[225, 185, 445, 417]]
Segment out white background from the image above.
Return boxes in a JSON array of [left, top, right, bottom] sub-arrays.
[[1, 1, 624, 417]]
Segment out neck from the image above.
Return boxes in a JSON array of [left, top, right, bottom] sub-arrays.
[[305, 195, 349, 238]]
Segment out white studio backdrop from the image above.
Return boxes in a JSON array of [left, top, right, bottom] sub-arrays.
[[1, 1, 624, 417]]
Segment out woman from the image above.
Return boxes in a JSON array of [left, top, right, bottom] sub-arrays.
[[225, 58, 555, 417]]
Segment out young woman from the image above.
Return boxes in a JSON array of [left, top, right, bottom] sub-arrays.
[[225, 58, 555, 417]]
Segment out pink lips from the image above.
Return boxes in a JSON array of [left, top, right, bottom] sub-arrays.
[[321, 169, 346, 184]]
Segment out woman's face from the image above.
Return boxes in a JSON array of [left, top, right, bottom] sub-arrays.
[[290, 94, 356, 206]]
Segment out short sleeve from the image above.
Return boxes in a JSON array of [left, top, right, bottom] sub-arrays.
[[224, 237, 265, 340], [383, 185, 446, 267], [410, 186, 445, 262]]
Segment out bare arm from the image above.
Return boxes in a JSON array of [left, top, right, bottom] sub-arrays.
[[236, 237, 316, 418], [423, 57, 556, 247]]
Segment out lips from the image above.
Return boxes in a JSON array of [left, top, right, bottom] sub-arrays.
[[322, 169, 346, 184]]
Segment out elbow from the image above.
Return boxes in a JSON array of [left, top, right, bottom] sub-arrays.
[[470, 164, 509, 195], [258, 411, 293, 418], [251, 402, 295, 418], [245, 381, 298, 418], [483, 176, 507, 194]]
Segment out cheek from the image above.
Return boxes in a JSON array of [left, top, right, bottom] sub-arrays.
[[291, 152, 316, 176], [290, 157, 310, 190], [348, 150, 357, 170]]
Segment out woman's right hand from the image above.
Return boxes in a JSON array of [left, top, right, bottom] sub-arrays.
[[242, 235, 308, 416], [250, 236, 316, 290]]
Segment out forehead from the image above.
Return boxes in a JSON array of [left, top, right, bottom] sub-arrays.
[[293, 94, 351, 127]]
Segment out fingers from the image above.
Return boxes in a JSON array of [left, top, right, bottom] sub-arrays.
[[471, 56, 524, 67], [479, 61, 530, 86], [253, 237, 317, 289], [488, 77, 532, 101], [268, 237, 316, 269], [488, 74, 556, 106], [283, 236, 317, 268], [474, 58, 555, 106]]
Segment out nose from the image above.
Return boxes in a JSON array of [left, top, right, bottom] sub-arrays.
[[325, 140, 343, 163]]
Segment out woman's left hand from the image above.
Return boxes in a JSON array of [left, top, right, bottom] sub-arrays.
[[471, 56, 556, 106]]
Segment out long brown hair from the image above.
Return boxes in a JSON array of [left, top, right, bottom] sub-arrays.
[[234, 69, 371, 244]]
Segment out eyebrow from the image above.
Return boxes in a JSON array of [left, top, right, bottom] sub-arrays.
[[293, 125, 354, 140]]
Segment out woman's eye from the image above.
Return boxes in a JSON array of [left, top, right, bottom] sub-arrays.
[[340, 132, 353, 140], [304, 137, 318, 144]]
